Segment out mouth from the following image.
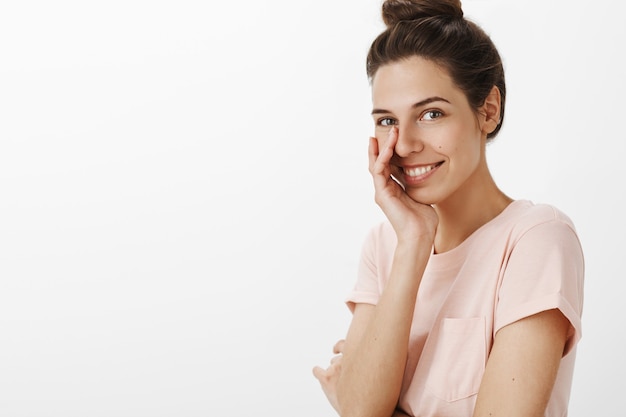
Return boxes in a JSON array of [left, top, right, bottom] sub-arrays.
[[402, 162, 444, 178]]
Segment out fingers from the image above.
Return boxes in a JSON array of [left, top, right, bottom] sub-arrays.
[[312, 366, 326, 381], [313, 339, 346, 382], [369, 127, 397, 176], [368, 136, 379, 174], [379, 127, 398, 168], [313, 339, 345, 383], [369, 127, 399, 195], [312, 355, 342, 380], [313, 363, 342, 412], [333, 339, 345, 354]]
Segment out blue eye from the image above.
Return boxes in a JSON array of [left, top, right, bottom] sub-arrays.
[[422, 110, 443, 121]]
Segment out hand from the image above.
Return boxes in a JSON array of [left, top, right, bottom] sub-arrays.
[[369, 127, 438, 245], [312, 339, 345, 414]]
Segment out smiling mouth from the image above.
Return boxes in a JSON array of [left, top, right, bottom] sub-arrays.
[[402, 162, 444, 177]]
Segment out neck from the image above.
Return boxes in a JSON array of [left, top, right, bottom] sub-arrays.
[[432, 163, 512, 254]]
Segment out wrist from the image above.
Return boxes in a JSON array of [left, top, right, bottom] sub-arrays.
[[392, 239, 432, 274], [395, 236, 434, 255]]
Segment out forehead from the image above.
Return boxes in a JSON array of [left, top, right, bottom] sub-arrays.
[[371, 57, 462, 106]]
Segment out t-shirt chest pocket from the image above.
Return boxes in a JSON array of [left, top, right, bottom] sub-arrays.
[[424, 317, 487, 402]]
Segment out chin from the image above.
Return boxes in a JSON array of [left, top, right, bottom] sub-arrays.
[[405, 189, 439, 206]]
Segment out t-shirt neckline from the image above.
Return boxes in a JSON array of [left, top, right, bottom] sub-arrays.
[[429, 199, 531, 261]]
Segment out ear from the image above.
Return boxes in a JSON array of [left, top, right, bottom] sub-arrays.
[[479, 86, 501, 135]]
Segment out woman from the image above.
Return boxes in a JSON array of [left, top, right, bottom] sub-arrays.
[[312, 1, 584, 416]]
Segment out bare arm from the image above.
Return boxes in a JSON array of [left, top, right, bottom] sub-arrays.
[[337, 243, 431, 417], [314, 128, 436, 417], [335, 128, 436, 417], [472, 309, 570, 417]]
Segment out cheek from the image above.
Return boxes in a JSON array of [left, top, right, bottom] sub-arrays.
[[453, 139, 483, 171], [429, 126, 459, 154], [432, 140, 453, 154], [435, 123, 481, 157], [374, 126, 393, 141]]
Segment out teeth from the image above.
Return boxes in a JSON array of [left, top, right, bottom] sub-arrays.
[[404, 164, 437, 177]]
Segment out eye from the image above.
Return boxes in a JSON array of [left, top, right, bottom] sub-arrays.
[[421, 110, 443, 121], [377, 117, 397, 127]]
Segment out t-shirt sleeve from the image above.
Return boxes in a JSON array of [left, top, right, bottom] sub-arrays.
[[495, 219, 584, 356], [345, 224, 386, 313]]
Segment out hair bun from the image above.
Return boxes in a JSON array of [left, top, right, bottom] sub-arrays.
[[382, 0, 463, 26]]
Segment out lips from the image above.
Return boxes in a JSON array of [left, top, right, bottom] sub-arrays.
[[402, 162, 444, 178]]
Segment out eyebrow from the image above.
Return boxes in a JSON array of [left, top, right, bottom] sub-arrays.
[[371, 96, 451, 115]]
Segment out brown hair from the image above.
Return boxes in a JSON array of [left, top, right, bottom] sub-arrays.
[[367, 0, 506, 139]]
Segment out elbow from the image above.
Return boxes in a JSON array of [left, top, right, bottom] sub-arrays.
[[335, 363, 398, 417], [336, 389, 394, 417], [339, 407, 393, 417], [335, 383, 367, 417]]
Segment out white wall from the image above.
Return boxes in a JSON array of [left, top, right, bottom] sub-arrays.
[[0, 0, 623, 415]]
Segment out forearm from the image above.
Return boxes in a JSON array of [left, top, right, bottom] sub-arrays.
[[337, 243, 430, 417]]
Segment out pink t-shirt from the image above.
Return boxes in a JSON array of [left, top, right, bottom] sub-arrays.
[[346, 200, 584, 417]]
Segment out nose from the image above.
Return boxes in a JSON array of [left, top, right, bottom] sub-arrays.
[[394, 123, 424, 157]]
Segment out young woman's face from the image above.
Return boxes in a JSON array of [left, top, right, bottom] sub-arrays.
[[371, 56, 492, 205]]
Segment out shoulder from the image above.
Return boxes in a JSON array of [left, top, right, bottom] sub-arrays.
[[501, 201, 585, 282], [358, 221, 398, 270], [506, 200, 580, 244], [467, 200, 583, 266], [363, 220, 397, 248]]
